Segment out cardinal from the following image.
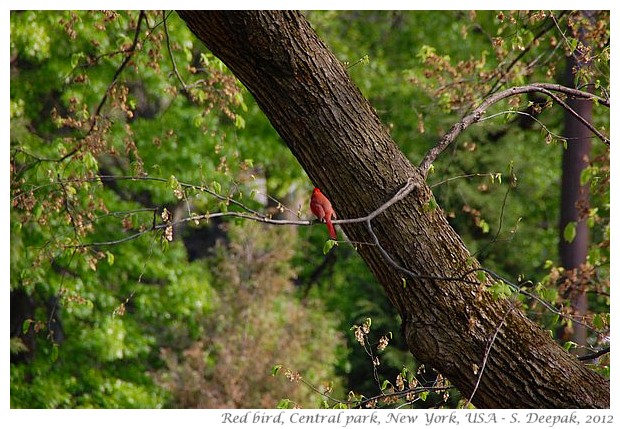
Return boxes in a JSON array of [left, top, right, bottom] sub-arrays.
[[310, 187, 337, 240]]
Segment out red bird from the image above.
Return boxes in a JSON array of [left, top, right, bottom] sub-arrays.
[[310, 187, 337, 240]]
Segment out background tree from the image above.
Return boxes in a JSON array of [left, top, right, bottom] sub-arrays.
[[556, 11, 609, 348]]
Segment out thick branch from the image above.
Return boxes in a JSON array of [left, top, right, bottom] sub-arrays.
[[419, 83, 610, 176]]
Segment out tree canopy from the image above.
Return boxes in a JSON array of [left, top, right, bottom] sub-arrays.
[[10, 10, 609, 409]]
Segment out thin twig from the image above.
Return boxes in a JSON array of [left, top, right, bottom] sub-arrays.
[[463, 307, 511, 408], [294, 367, 452, 409], [485, 12, 567, 96], [536, 87, 608, 144], [478, 110, 573, 142], [90, 11, 146, 131], [577, 346, 610, 361], [430, 172, 501, 188], [365, 217, 478, 286], [471, 173, 513, 259], [163, 10, 187, 91], [59, 11, 147, 163], [464, 266, 607, 336]]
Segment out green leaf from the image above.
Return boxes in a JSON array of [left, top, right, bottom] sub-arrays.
[[271, 364, 283, 377], [540, 287, 558, 304], [160, 237, 169, 252], [70, 52, 85, 68], [33, 204, 43, 220], [22, 319, 32, 335], [476, 270, 487, 283], [235, 92, 247, 112], [83, 152, 98, 171], [588, 246, 601, 266], [168, 175, 180, 190], [50, 343, 59, 363], [592, 314, 608, 330], [489, 280, 512, 299], [234, 115, 245, 129], [419, 391, 428, 401], [381, 379, 391, 390], [322, 239, 337, 254], [192, 114, 204, 128], [416, 45, 436, 61], [563, 222, 577, 243], [10, 337, 28, 355], [580, 166, 594, 186], [550, 313, 560, 326], [276, 399, 294, 409], [567, 37, 579, 54], [563, 341, 577, 351], [106, 251, 115, 266], [212, 180, 222, 195], [424, 196, 438, 212]]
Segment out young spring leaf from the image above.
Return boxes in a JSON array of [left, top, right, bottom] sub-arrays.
[[271, 364, 283, 377], [563, 222, 577, 243], [322, 239, 337, 255], [22, 319, 32, 335]]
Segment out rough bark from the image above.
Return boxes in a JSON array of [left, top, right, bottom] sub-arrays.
[[177, 10, 609, 408]]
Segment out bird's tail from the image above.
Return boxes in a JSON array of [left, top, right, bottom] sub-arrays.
[[326, 218, 337, 240]]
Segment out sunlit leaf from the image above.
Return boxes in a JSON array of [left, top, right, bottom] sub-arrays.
[[563, 222, 577, 243], [22, 319, 32, 335]]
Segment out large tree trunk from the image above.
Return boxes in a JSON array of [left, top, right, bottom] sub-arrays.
[[177, 10, 609, 408]]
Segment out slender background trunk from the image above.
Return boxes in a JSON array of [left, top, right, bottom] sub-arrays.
[[559, 54, 593, 349], [177, 10, 609, 408]]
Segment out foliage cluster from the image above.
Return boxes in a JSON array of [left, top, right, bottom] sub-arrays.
[[157, 222, 344, 408], [10, 10, 339, 408]]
